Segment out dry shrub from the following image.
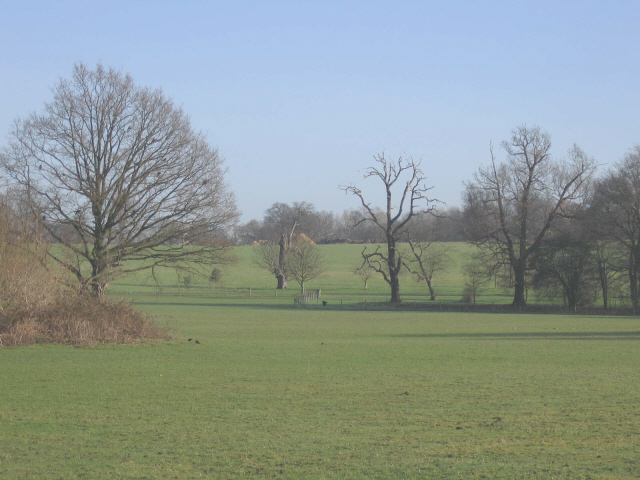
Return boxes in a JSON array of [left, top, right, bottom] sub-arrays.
[[0, 208, 170, 346], [1, 317, 41, 347], [0, 245, 58, 316], [45, 294, 171, 346], [1, 293, 172, 347]]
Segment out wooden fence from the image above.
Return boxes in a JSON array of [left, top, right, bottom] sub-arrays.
[[294, 289, 322, 307]]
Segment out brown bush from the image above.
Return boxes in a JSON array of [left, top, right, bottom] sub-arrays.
[[0, 293, 172, 347], [0, 203, 171, 347]]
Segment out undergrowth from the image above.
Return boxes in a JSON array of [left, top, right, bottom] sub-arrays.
[[0, 203, 170, 347], [0, 294, 172, 346]]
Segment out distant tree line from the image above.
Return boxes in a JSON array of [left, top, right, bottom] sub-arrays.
[[246, 125, 640, 312], [462, 126, 640, 311], [234, 203, 463, 245], [1, 62, 639, 313]]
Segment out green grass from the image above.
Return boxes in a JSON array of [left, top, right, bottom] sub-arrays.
[[110, 243, 512, 305], [1, 295, 639, 479], [1, 244, 639, 478]]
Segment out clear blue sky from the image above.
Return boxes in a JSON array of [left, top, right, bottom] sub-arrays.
[[1, 0, 639, 222]]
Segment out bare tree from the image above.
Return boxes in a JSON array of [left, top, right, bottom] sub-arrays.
[[253, 243, 283, 284], [287, 240, 325, 293], [589, 146, 640, 311], [531, 233, 597, 309], [336, 207, 386, 243], [233, 219, 264, 245], [343, 153, 438, 304], [254, 201, 316, 289], [577, 195, 625, 310], [461, 256, 490, 304], [354, 262, 375, 290], [407, 206, 464, 242], [304, 210, 336, 243], [591, 240, 625, 310], [0, 63, 238, 296], [405, 238, 449, 301], [463, 125, 596, 308]]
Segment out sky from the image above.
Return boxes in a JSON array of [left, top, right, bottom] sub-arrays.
[[1, 0, 639, 222]]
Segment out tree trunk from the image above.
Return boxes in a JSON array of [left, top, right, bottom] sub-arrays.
[[387, 237, 401, 304], [276, 274, 288, 290], [628, 246, 638, 312], [390, 274, 401, 304], [277, 234, 289, 290], [90, 253, 108, 298], [630, 270, 638, 312], [598, 264, 609, 310], [425, 276, 437, 301], [91, 283, 102, 297], [567, 291, 576, 310], [512, 264, 527, 309]]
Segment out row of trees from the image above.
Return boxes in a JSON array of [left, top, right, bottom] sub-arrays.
[[251, 126, 640, 312], [463, 128, 640, 311], [234, 202, 463, 245], [245, 154, 458, 300], [462, 126, 596, 308], [1, 63, 638, 312]]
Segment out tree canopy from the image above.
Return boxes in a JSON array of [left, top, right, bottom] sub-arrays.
[[1, 63, 238, 295]]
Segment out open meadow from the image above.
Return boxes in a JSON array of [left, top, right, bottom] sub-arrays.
[[109, 243, 508, 305], [1, 244, 639, 479]]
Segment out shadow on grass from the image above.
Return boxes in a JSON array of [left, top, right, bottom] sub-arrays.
[[133, 300, 640, 319], [386, 331, 640, 341], [132, 299, 640, 318], [134, 300, 300, 311], [133, 300, 468, 313], [132, 300, 510, 313], [131, 298, 410, 311]]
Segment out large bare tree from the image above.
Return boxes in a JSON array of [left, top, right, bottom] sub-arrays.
[[463, 125, 596, 309], [343, 153, 437, 304], [589, 146, 640, 311], [0, 63, 238, 296]]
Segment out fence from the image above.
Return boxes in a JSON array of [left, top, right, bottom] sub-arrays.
[[294, 289, 322, 307], [117, 283, 639, 315]]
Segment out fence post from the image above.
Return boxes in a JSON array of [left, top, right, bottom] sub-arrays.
[[249, 288, 252, 297]]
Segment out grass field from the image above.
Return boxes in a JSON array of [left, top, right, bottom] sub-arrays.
[[110, 243, 512, 305], [1, 244, 639, 479]]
